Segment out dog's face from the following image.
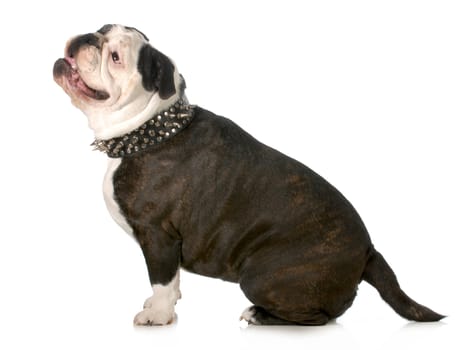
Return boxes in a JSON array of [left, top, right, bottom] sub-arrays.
[[53, 24, 181, 139]]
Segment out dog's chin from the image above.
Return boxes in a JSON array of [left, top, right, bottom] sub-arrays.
[[53, 57, 110, 102]]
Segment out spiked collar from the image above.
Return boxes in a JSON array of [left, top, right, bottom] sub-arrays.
[[91, 100, 196, 158]]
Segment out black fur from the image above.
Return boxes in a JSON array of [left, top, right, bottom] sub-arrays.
[[112, 107, 444, 324], [67, 33, 101, 58], [124, 26, 149, 41], [137, 44, 176, 99], [97, 24, 149, 41], [245, 306, 329, 326], [97, 24, 114, 35], [362, 249, 444, 322]]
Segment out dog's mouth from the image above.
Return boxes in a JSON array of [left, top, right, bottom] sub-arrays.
[[53, 57, 110, 101]]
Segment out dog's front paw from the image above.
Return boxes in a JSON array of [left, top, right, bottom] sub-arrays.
[[143, 290, 181, 309], [134, 306, 175, 326], [137, 272, 181, 325]]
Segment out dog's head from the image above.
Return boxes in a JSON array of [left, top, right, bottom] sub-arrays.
[[53, 24, 183, 139]]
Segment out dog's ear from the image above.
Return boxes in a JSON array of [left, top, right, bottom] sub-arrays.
[[137, 44, 176, 99]]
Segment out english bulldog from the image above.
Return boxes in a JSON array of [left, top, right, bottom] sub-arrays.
[[53, 24, 443, 326]]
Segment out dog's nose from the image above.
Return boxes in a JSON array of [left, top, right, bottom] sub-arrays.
[[67, 33, 102, 58]]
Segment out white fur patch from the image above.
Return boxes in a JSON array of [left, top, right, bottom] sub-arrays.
[[103, 157, 133, 236], [134, 270, 181, 326], [92, 85, 181, 140], [240, 306, 259, 325]]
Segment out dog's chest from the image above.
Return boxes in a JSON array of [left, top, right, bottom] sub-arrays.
[[103, 158, 134, 236]]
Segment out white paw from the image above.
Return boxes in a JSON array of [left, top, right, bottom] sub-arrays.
[[134, 306, 175, 326], [239, 306, 259, 325], [143, 296, 153, 309], [144, 290, 181, 309], [136, 271, 181, 325]]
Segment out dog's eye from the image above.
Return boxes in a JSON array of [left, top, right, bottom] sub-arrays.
[[111, 52, 120, 63]]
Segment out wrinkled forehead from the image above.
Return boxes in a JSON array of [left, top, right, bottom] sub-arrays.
[[97, 24, 149, 43]]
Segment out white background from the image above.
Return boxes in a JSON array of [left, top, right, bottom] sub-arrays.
[[0, 1, 466, 349]]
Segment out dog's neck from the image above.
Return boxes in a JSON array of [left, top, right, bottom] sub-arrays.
[[88, 68, 185, 141], [92, 99, 196, 158]]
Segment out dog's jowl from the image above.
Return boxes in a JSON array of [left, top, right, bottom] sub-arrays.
[[53, 24, 443, 326]]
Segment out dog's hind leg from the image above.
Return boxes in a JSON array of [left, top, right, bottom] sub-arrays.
[[240, 306, 329, 326], [240, 306, 294, 325]]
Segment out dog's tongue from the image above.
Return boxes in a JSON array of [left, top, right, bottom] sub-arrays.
[[64, 56, 77, 69], [63, 56, 109, 100]]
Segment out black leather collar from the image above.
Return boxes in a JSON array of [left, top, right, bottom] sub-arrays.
[[91, 100, 196, 158]]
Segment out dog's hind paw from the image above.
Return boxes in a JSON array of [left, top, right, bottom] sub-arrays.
[[239, 306, 260, 325]]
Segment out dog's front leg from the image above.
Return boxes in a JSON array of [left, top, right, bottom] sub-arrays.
[[133, 232, 181, 326]]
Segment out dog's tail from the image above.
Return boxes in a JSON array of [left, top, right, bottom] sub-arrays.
[[362, 247, 445, 322]]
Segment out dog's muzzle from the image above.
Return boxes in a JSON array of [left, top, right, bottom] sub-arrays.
[[53, 32, 110, 101]]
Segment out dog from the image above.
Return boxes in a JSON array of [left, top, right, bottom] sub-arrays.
[[53, 24, 443, 326]]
